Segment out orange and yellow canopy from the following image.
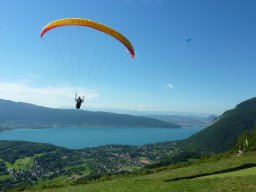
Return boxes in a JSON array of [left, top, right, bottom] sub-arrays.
[[40, 18, 135, 59]]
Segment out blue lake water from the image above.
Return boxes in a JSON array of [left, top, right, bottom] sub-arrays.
[[0, 127, 202, 149]]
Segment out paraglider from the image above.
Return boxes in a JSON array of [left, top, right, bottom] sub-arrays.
[[40, 18, 135, 109], [186, 38, 192, 47], [75, 93, 84, 109]]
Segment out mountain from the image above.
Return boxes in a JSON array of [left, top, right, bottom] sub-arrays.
[[206, 114, 218, 122], [145, 114, 213, 127], [0, 99, 179, 130], [181, 97, 256, 152]]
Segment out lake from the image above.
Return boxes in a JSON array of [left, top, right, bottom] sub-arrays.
[[0, 127, 202, 149]]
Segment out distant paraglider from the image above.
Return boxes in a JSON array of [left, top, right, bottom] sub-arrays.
[[186, 38, 192, 47]]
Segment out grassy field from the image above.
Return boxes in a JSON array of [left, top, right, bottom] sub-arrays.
[[5, 156, 33, 170], [23, 151, 256, 192]]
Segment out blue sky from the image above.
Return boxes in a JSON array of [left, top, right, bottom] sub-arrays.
[[0, 0, 256, 114]]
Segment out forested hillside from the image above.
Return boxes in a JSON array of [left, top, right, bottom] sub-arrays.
[[181, 97, 256, 152]]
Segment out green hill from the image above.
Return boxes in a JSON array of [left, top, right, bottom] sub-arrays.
[[0, 140, 67, 163], [181, 97, 256, 152]]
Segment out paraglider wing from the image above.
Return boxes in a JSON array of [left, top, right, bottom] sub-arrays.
[[40, 18, 135, 59]]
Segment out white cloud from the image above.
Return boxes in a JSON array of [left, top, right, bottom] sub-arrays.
[[163, 83, 174, 90], [0, 82, 99, 108]]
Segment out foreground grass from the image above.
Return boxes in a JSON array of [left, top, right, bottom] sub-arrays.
[[200, 167, 256, 179], [22, 151, 256, 192]]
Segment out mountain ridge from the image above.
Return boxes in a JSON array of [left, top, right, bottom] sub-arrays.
[[0, 99, 179, 130]]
